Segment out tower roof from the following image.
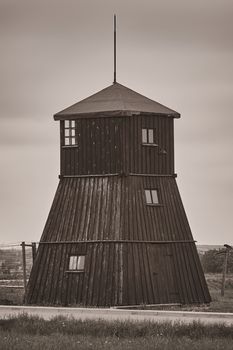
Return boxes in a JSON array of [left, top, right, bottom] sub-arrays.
[[54, 82, 180, 120]]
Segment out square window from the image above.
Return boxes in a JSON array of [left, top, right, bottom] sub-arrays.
[[145, 189, 159, 205], [142, 128, 155, 144], [69, 255, 85, 271]]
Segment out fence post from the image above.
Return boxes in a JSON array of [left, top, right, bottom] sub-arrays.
[[21, 241, 27, 300], [221, 248, 229, 297], [32, 242, 37, 263]]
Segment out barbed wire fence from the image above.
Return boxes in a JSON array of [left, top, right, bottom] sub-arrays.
[[0, 242, 37, 305]]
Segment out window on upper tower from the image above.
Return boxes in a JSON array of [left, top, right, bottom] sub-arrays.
[[145, 189, 159, 205], [142, 128, 157, 145], [64, 120, 77, 146], [68, 255, 85, 271]]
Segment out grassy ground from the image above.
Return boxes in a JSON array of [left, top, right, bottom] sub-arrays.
[[0, 315, 233, 350], [197, 274, 233, 313], [0, 274, 233, 349], [1, 273, 233, 313]]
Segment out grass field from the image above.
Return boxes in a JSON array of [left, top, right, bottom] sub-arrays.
[[0, 273, 233, 312], [0, 274, 233, 349], [1, 315, 233, 350], [205, 273, 233, 313]]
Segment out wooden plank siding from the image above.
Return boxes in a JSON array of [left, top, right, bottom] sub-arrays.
[[26, 112, 210, 306], [38, 176, 194, 243], [60, 117, 123, 176], [26, 176, 210, 305], [26, 241, 209, 306], [60, 115, 174, 176]]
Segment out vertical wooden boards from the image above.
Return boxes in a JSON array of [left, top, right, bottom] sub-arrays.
[[26, 175, 210, 306], [60, 117, 123, 175], [27, 109, 210, 306], [122, 243, 179, 305], [127, 115, 174, 175], [60, 115, 175, 176]]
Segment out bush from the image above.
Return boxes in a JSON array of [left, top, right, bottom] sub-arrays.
[[200, 249, 233, 273]]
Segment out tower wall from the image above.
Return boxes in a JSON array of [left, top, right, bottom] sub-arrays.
[[60, 115, 174, 176], [26, 176, 210, 305], [26, 84, 210, 306]]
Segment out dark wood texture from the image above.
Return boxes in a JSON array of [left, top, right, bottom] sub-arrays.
[[60, 115, 174, 176], [26, 99, 210, 306], [26, 176, 210, 305], [26, 240, 209, 306]]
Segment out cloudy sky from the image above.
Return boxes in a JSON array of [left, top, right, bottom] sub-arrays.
[[0, 0, 232, 245]]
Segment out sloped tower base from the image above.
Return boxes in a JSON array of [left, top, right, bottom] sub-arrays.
[[26, 175, 211, 306]]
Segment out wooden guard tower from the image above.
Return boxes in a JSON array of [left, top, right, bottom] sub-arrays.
[[26, 81, 211, 306], [26, 17, 210, 306]]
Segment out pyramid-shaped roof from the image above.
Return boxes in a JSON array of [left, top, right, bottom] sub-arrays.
[[54, 82, 180, 120]]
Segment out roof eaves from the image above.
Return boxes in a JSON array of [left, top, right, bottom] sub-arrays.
[[54, 110, 180, 120]]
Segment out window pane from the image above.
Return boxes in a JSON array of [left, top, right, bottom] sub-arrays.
[[151, 190, 159, 204], [142, 129, 147, 143], [145, 190, 152, 204], [77, 256, 85, 270], [69, 256, 73, 270], [65, 120, 70, 128], [69, 256, 77, 270], [64, 120, 77, 146], [148, 129, 154, 143]]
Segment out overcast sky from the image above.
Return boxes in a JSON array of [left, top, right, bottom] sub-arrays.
[[0, 0, 233, 245]]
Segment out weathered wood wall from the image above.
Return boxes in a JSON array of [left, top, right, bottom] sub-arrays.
[[39, 176, 193, 242], [26, 176, 210, 305], [26, 241, 209, 306], [26, 113, 210, 306], [60, 115, 174, 176]]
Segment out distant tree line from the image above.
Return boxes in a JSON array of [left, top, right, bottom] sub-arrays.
[[0, 248, 32, 280], [200, 249, 233, 273]]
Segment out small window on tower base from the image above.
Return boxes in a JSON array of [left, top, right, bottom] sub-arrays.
[[68, 255, 85, 272]]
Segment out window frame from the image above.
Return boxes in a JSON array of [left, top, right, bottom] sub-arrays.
[[66, 255, 86, 273], [63, 120, 78, 147], [144, 189, 160, 206], [142, 128, 157, 146]]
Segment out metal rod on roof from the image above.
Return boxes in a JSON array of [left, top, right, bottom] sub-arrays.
[[113, 14, 117, 84]]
